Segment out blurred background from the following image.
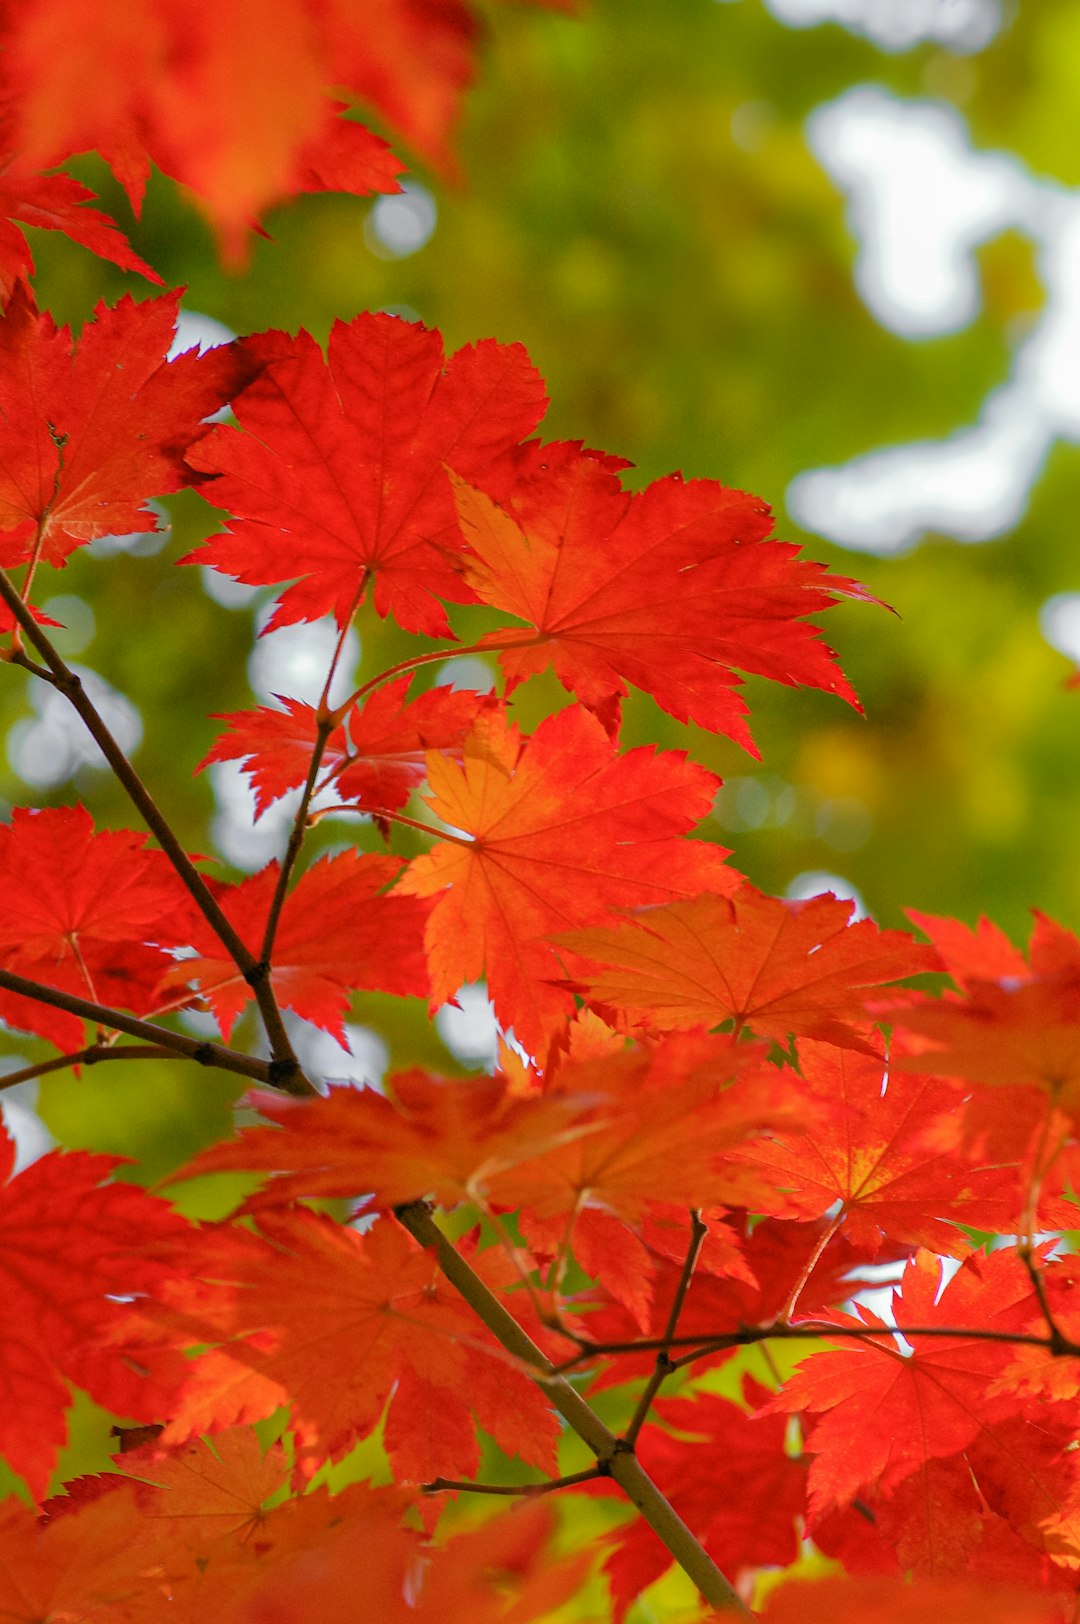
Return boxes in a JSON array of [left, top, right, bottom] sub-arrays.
[[2, 0, 1077, 1176]]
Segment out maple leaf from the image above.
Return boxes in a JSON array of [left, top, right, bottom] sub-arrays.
[[0, 153, 161, 298], [396, 704, 734, 1058], [2, 0, 408, 261], [200, 696, 352, 818], [159, 850, 430, 1043], [558, 882, 938, 1055], [184, 313, 548, 634], [0, 804, 196, 1051], [878, 910, 1080, 1123], [740, 1039, 1018, 1254], [201, 678, 489, 818], [761, 1577, 1067, 1623], [769, 1250, 1042, 1519], [453, 442, 870, 747], [159, 1212, 558, 1486], [487, 1031, 803, 1252], [169, 1064, 592, 1212], [0, 285, 259, 568], [0, 1114, 192, 1499], [0, 1486, 156, 1621], [599, 1383, 805, 1621]]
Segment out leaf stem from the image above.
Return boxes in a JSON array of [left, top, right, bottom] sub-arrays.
[[395, 1200, 747, 1615], [0, 564, 315, 1097], [327, 641, 499, 727]]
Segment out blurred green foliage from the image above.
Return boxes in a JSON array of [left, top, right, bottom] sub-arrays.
[[6, 0, 1080, 1193]]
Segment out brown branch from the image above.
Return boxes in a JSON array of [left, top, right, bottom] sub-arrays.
[[423, 1467, 601, 1497], [395, 1200, 748, 1615], [0, 566, 314, 1097], [0, 967, 274, 1084], [624, 1209, 706, 1448], [551, 1317, 1076, 1374], [1018, 1244, 1072, 1357], [0, 1042, 180, 1092]]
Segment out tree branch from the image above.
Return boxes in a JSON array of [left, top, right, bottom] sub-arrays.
[[0, 565, 315, 1097], [624, 1208, 705, 1448], [395, 1200, 748, 1615], [423, 1467, 601, 1497], [0, 967, 275, 1084], [0, 1042, 181, 1092]]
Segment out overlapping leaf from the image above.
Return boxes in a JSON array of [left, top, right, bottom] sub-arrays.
[[454, 442, 870, 748], [159, 1212, 559, 1487], [559, 883, 938, 1054], [397, 704, 734, 1057], [0, 805, 196, 1050], [160, 850, 429, 1042], [769, 1251, 1044, 1518], [0, 286, 258, 567], [740, 1039, 1017, 1252], [170, 1064, 591, 1211], [879, 911, 1080, 1122], [185, 313, 547, 633], [0, 1115, 192, 1498]]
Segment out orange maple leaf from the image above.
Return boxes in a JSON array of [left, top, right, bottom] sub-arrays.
[[396, 705, 734, 1058], [878, 910, 1080, 1123], [738, 1039, 1017, 1254], [159, 1213, 558, 1487], [558, 883, 938, 1054]]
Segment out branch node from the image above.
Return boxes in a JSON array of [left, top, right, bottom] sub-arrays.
[[243, 959, 271, 988], [267, 1056, 301, 1089]]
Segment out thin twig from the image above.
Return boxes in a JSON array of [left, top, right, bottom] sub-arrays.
[[394, 1200, 748, 1615], [261, 599, 359, 966], [423, 1467, 601, 1497], [0, 967, 274, 1084], [0, 1043, 179, 1093], [624, 1209, 706, 1448], [0, 565, 314, 1096], [1018, 1244, 1072, 1357], [326, 640, 507, 727], [553, 1317, 1076, 1375]]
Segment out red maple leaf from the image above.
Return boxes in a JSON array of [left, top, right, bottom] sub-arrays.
[[878, 911, 1080, 1123], [0, 805, 196, 1050], [184, 313, 548, 634], [0, 148, 160, 297], [160, 850, 430, 1043], [199, 696, 352, 819], [453, 442, 870, 748], [740, 1039, 1018, 1254], [0, 285, 259, 568], [200, 678, 490, 819], [558, 883, 938, 1054], [0, 1115, 192, 1499], [769, 1250, 1041, 1518], [396, 704, 734, 1058], [2, 0, 407, 261], [598, 1383, 805, 1621], [159, 1212, 558, 1487]]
